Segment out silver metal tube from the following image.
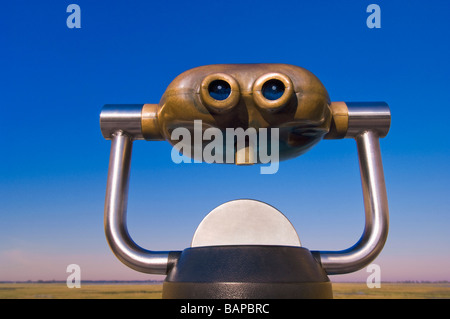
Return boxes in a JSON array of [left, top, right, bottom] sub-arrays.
[[314, 130, 389, 275], [346, 102, 391, 138], [104, 130, 170, 274], [100, 104, 144, 140]]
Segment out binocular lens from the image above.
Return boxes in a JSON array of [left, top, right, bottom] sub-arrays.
[[208, 80, 231, 101], [262, 79, 285, 100]]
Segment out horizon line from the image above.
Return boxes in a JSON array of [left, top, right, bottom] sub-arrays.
[[1, 280, 449, 284]]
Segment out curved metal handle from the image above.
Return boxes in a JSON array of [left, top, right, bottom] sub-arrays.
[[313, 103, 390, 275], [104, 131, 172, 274], [102, 105, 174, 275]]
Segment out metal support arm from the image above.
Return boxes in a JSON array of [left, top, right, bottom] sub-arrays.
[[102, 105, 171, 275], [313, 103, 390, 275]]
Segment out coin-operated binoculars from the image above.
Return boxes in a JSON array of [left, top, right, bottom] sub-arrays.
[[100, 64, 390, 299]]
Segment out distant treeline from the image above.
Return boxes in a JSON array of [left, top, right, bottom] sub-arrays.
[[333, 280, 450, 284], [1, 280, 448, 284], [392, 280, 450, 284], [0, 280, 164, 284]]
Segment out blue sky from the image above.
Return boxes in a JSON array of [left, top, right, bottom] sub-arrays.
[[1, 0, 449, 282]]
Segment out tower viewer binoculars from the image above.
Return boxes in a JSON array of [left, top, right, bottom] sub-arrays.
[[100, 64, 390, 298]]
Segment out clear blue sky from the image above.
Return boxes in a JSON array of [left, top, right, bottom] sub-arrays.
[[1, 0, 449, 282]]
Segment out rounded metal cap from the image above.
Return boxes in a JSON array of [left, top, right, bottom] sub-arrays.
[[191, 199, 301, 247]]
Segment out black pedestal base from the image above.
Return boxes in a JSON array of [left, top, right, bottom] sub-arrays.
[[163, 245, 332, 299]]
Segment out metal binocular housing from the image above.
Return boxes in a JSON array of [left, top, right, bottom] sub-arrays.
[[100, 64, 390, 298]]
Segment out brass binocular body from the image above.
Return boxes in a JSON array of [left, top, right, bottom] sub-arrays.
[[102, 64, 389, 163]]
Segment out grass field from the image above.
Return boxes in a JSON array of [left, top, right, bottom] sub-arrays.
[[1, 282, 449, 299]]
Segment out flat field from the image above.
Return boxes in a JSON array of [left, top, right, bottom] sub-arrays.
[[1, 282, 449, 299], [331, 282, 450, 299]]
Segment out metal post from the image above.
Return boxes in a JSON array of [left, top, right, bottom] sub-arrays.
[[313, 103, 390, 275], [102, 105, 172, 275]]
